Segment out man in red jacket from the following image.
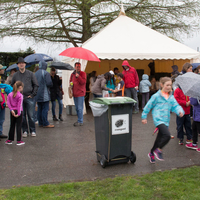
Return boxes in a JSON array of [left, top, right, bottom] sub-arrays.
[[122, 60, 139, 113], [174, 86, 192, 145], [70, 62, 86, 126]]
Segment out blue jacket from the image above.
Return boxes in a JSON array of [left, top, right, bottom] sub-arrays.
[[139, 74, 151, 93], [35, 61, 53, 102], [106, 79, 115, 93], [142, 90, 184, 127], [190, 98, 200, 122]]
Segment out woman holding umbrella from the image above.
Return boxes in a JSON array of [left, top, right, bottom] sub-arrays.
[[50, 67, 63, 121]]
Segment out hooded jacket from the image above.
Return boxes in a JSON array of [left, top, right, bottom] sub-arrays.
[[142, 90, 184, 127], [139, 74, 151, 93], [122, 60, 139, 88], [190, 98, 200, 122], [91, 74, 110, 95], [174, 87, 190, 115], [35, 61, 53, 102], [50, 74, 62, 101]]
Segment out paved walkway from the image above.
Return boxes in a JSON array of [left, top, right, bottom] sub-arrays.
[[0, 106, 199, 188]]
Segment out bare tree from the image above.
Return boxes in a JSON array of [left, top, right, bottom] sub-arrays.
[[0, 0, 199, 47]]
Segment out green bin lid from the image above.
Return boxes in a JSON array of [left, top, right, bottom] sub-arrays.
[[92, 97, 136, 105]]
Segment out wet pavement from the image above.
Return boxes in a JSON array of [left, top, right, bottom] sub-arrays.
[[0, 105, 200, 188]]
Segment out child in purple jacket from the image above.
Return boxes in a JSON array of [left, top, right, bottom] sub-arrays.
[[6, 81, 25, 145], [185, 97, 200, 152]]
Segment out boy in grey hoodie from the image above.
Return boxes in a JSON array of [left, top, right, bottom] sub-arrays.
[[139, 74, 151, 109]]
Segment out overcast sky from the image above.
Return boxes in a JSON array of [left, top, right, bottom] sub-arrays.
[[0, 32, 200, 63]]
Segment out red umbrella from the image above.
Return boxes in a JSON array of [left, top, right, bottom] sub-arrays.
[[59, 47, 100, 62]]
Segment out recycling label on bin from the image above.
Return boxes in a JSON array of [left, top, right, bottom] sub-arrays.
[[111, 114, 129, 135]]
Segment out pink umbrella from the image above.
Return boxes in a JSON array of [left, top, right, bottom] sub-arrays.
[[59, 47, 100, 62]]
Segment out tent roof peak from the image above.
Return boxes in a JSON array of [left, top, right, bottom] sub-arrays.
[[118, 4, 126, 16]]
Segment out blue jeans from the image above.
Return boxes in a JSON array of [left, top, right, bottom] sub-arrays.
[[33, 96, 38, 122], [73, 96, 84, 123], [176, 114, 192, 140], [23, 98, 35, 133], [0, 106, 5, 135], [125, 88, 139, 111], [37, 101, 50, 127], [51, 95, 63, 116]]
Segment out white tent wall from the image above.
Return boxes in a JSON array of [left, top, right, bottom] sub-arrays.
[[61, 57, 87, 115]]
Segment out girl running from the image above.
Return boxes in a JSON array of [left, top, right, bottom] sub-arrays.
[[141, 77, 184, 163], [5, 81, 25, 145]]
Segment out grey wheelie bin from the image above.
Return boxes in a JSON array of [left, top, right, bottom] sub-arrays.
[[89, 97, 136, 168]]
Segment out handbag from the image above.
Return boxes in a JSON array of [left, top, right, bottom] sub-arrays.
[[68, 86, 73, 98]]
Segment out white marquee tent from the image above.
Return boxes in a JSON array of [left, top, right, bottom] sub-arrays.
[[82, 8, 199, 61]]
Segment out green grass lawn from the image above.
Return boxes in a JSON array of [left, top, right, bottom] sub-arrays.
[[0, 166, 200, 200]]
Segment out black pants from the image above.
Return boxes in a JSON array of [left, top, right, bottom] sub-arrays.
[[176, 114, 192, 140], [151, 124, 171, 154], [192, 121, 200, 144], [8, 111, 23, 141]]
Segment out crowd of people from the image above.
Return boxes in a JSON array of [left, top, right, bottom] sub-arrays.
[[1, 57, 200, 166], [0, 57, 66, 145]]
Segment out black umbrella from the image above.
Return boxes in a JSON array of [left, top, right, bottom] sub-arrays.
[[6, 63, 32, 72], [49, 62, 74, 70]]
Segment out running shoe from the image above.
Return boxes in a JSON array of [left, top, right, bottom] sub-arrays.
[[179, 140, 183, 145], [185, 143, 198, 150], [5, 140, 12, 145], [31, 132, 36, 137], [196, 148, 200, 152], [16, 141, 25, 146], [154, 149, 164, 161], [186, 139, 193, 144], [148, 153, 155, 163], [22, 131, 28, 138], [153, 128, 159, 135]]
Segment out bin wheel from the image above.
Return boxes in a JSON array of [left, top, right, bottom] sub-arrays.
[[100, 155, 107, 168], [130, 151, 136, 163]]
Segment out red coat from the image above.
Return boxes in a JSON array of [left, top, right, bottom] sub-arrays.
[[70, 71, 86, 97], [122, 60, 139, 88], [174, 87, 190, 115]]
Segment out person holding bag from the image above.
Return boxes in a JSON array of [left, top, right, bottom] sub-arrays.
[[70, 62, 86, 126]]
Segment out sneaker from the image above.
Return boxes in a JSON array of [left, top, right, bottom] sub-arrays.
[[73, 122, 83, 126], [22, 132, 28, 138], [179, 140, 183, 145], [171, 135, 174, 139], [186, 139, 193, 144], [185, 143, 198, 150], [153, 128, 159, 135], [35, 121, 38, 124], [148, 153, 155, 163], [16, 141, 25, 146], [133, 110, 139, 114], [196, 148, 200, 152], [31, 132, 36, 137], [154, 149, 164, 161], [5, 140, 12, 145]]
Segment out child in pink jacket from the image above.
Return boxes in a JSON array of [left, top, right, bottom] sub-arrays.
[[6, 81, 25, 145]]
